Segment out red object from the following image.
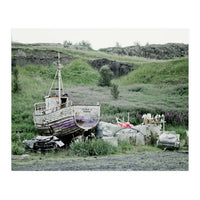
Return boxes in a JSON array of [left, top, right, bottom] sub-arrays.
[[119, 122, 133, 128]]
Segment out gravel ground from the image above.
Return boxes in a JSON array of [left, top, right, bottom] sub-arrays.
[[12, 151, 188, 171]]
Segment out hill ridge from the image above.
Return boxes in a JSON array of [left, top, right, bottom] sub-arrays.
[[99, 43, 188, 60]]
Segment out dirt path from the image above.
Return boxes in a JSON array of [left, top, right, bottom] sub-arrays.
[[12, 151, 188, 171]]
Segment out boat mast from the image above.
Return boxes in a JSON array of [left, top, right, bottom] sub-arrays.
[[58, 53, 61, 106]]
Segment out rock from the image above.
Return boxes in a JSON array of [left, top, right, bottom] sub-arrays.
[[90, 58, 134, 77], [99, 43, 188, 60], [115, 128, 137, 143], [99, 121, 119, 137], [12, 47, 73, 66], [102, 137, 118, 147], [135, 124, 150, 136], [136, 133, 145, 145], [135, 124, 161, 137]]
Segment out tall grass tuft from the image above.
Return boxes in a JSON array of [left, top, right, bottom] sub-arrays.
[[110, 83, 120, 99], [69, 139, 117, 156]]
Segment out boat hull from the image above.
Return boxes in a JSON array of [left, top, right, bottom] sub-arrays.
[[33, 105, 100, 138]]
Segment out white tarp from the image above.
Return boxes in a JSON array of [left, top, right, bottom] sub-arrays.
[[99, 121, 163, 146]]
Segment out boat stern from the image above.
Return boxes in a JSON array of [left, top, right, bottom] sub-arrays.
[[74, 105, 100, 131]]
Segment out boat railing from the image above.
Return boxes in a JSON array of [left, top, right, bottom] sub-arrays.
[[34, 101, 73, 115], [73, 102, 100, 106], [34, 101, 99, 116]]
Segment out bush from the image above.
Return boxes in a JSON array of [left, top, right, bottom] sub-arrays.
[[110, 83, 120, 99], [12, 68, 20, 93], [12, 142, 24, 155], [100, 104, 188, 128], [78, 40, 92, 50], [70, 139, 117, 156], [98, 65, 114, 87], [174, 84, 188, 96], [63, 40, 72, 48]]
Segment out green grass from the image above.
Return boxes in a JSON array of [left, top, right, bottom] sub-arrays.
[[113, 57, 188, 85], [12, 68, 188, 149], [19, 60, 100, 87], [12, 44, 163, 65], [11, 45, 189, 155], [118, 140, 162, 154], [70, 139, 117, 156], [69, 139, 162, 157], [63, 60, 100, 86]]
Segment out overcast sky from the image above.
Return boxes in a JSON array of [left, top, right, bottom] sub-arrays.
[[11, 29, 189, 50]]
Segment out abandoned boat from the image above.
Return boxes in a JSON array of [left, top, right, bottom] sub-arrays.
[[33, 53, 100, 140]]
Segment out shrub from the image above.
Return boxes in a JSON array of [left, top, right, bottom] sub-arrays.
[[70, 139, 117, 156], [63, 40, 72, 48], [100, 104, 188, 128], [12, 68, 20, 93], [12, 142, 24, 155], [110, 83, 120, 99], [78, 40, 92, 50], [98, 65, 114, 87], [174, 84, 188, 96]]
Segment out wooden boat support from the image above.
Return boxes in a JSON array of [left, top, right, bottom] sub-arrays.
[[33, 53, 100, 141]]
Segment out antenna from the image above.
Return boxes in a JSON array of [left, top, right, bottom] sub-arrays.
[[47, 52, 64, 106]]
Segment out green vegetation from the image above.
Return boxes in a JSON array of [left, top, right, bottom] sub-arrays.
[[12, 44, 152, 64], [70, 139, 117, 156], [11, 44, 189, 155], [12, 142, 24, 155], [12, 68, 20, 93], [69, 139, 161, 157], [113, 57, 188, 85], [118, 140, 161, 154], [99, 43, 188, 60], [64, 60, 100, 86], [110, 83, 120, 99], [63, 40, 93, 50], [98, 65, 114, 86], [21, 60, 100, 86]]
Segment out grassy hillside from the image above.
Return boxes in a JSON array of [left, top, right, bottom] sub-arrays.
[[22, 60, 100, 86], [99, 43, 188, 60], [12, 43, 152, 65], [12, 44, 188, 84], [11, 44, 189, 154], [113, 57, 188, 85]]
